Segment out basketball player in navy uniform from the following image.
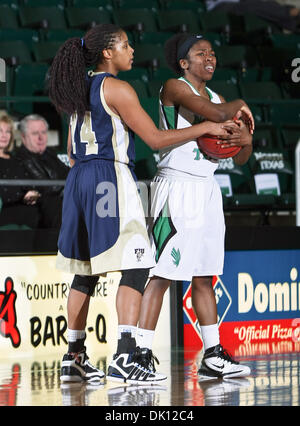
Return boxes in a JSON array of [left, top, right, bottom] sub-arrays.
[[48, 24, 243, 384], [136, 34, 254, 381]]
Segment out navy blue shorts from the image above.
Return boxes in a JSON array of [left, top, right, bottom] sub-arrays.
[[56, 159, 154, 275]]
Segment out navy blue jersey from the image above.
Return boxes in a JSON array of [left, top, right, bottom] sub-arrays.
[[70, 71, 135, 167]]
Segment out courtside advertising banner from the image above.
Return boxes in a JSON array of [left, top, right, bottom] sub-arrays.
[[183, 249, 300, 357], [0, 255, 170, 359]]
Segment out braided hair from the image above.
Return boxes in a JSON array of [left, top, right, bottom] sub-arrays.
[[48, 23, 122, 118]]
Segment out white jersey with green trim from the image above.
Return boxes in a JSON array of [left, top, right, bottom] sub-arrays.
[[157, 77, 222, 178]]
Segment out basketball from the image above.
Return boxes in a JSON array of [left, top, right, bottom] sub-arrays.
[[197, 134, 241, 160]]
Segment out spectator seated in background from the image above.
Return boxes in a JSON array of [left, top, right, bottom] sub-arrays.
[[14, 114, 70, 229], [0, 113, 40, 229], [205, 0, 300, 32]]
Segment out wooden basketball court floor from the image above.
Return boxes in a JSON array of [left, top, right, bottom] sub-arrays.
[[1, 347, 299, 407]]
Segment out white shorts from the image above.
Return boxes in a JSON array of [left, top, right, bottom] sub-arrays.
[[148, 173, 225, 280]]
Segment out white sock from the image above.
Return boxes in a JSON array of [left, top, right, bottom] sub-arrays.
[[67, 328, 86, 342], [118, 325, 137, 339], [136, 328, 155, 350], [200, 323, 220, 352]]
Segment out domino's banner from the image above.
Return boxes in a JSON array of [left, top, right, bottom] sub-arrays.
[[183, 249, 300, 356]]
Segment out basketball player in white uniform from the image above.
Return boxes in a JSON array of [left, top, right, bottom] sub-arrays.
[[137, 34, 254, 380]]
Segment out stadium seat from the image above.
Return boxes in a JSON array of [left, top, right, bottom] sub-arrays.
[[115, 0, 159, 12], [0, 5, 19, 29], [157, 10, 200, 33], [268, 102, 300, 125], [161, 0, 206, 13], [0, 41, 32, 65], [242, 13, 275, 38], [13, 63, 49, 95], [134, 97, 159, 153], [251, 123, 281, 151], [198, 11, 230, 34], [238, 66, 274, 84], [137, 31, 174, 45], [0, 0, 18, 4], [134, 155, 158, 181], [45, 28, 84, 42], [113, 9, 158, 33], [227, 146, 295, 215], [133, 43, 168, 70], [281, 82, 300, 100], [0, 65, 12, 112], [212, 68, 238, 83], [22, 0, 65, 7], [247, 104, 266, 124], [240, 81, 283, 101], [151, 67, 177, 82], [215, 158, 251, 198], [257, 46, 296, 80], [248, 148, 294, 196], [147, 80, 163, 98], [32, 41, 62, 63], [204, 32, 223, 48], [0, 28, 39, 49], [270, 33, 300, 50], [214, 45, 258, 69], [126, 79, 149, 98], [280, 124, 300, 160], [118, 67, 149, 83], [207, 80, 241, 101], [65, 7, 112, 30], [134, 97, 159, 179], [230, 193, 277, 212], [0, 224, 32, 230], [19, 6, 67, 30], [72, 0, 113, 9], [12, 63, 49, 115]]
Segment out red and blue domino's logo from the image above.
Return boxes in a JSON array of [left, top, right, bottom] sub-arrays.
[[183, 276, 232, 347]]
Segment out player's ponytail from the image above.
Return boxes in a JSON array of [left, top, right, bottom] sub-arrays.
[[48, 23, 122, 118]]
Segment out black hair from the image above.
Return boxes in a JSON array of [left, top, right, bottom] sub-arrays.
[[164, 33, 210, 76], [48, 23, 123, 118]]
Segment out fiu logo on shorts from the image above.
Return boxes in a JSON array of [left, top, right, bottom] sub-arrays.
[[0, 277, 21, 348], [135, 248, 145, 262]]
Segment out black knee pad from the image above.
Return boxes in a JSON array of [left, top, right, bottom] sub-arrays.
[[119, 268, 149, 295], [71, 275, 99, 296]]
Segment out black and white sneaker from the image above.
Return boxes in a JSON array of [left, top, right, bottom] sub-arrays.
[[60, 351, 105, 383], [135, 347, 160, 373], [107, 348, 167, 384], [197, 344, 251, 381]]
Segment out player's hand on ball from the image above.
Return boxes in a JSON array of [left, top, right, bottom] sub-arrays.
[[239, 105, 255, 134], [197, 121, 242, 159], [218, 118, 252, 149]]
